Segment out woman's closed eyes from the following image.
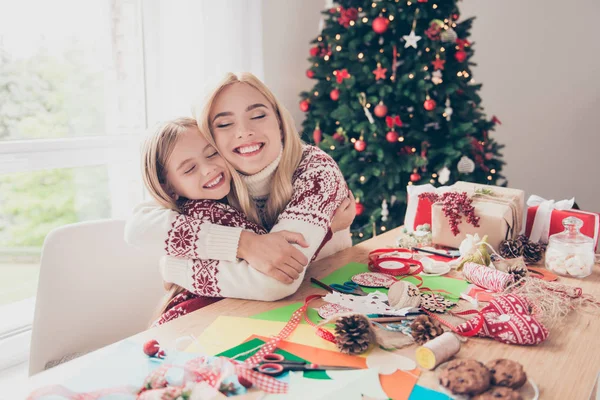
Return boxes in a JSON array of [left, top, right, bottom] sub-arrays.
[[215, 113, 267, 129]]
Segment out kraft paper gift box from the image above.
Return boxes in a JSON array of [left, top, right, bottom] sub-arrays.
[[405, 182, 525, 250]]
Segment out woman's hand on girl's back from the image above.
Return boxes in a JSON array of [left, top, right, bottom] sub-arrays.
[[331, 191, 356, 232], [237, 231, 309, 284]]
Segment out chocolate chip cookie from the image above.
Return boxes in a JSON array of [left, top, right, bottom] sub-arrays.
[[473, 386, 523, 400], [439, 359, 491, 396], [487, 359, 527, 389]]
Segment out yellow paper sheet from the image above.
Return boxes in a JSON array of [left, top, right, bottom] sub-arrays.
[[186, 316, 340, 355]]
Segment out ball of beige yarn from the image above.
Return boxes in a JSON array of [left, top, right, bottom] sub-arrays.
[[388, 281, 421, 310]]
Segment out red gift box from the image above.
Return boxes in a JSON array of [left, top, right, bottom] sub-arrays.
[[525, 203, 599, 251]]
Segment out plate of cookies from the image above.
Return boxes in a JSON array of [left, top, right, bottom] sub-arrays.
[[437, 358, 539, 400]]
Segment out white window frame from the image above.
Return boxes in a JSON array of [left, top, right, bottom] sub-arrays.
[[0, 0, 151, 371]]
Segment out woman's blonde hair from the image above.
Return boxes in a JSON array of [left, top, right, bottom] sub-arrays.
[[194, 72, 304, 228], [141, 116, 258, 325]]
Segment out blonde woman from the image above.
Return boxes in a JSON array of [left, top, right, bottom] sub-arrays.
[[126, 72, 354, 303], [136, 117, 353, 325]]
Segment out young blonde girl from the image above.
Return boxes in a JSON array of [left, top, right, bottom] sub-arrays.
[[138, 117, 354, 325]]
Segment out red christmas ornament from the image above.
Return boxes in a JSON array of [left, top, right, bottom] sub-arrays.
[[424, 98, 437, 111], [386, 131, 399, 143], [372, 16, 389, 34], [338, 7, 358, 28], [355, 202, 365, 216], [372, 63, 387, 80], [410, 171, 421, 182], [143, 340, 160, 357], [452, 13, 460, 21], [491, 115, 502, 125], [354, 139, 366, 152], [431, 57, 446, 70], [156, 349, 166, 359], [455, 50, 467, 63], [306, 69, 315, 78], [374, 101, 388, 118], [309, 46, 320, 57], [299, 99, 310, 112], [330, 88, 340, 101], [333, 132, 345, 143], [485, 152, 494, 160], [418, 0, 428, 2], [313, 126, 322, 145], [335, 69, 350, 84]]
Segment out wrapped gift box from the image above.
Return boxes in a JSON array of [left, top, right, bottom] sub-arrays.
[[405, 182, 525, 250], [524, 196, 599, 251]]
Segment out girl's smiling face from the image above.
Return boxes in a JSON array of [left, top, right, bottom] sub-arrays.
[[209, 82, 282, 175], [164, 126, 231, 200]]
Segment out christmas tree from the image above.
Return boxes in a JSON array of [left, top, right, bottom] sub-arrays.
[[300, 0, 505, 243]]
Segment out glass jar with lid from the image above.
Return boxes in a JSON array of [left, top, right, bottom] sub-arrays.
[[544, 217, 595, 278]]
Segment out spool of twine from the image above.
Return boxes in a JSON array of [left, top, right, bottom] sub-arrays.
[[415, 332, 461, 370], [463, 262, 514, 292]]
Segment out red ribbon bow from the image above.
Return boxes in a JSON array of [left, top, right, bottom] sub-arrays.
[[385, 115, 403, 129], [335, 69, 350, 84]]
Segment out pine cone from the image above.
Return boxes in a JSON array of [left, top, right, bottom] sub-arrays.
[[410, 315, 444, 345], [334, 314, 372, 355], [522, 240, 544, 264], [499, 237, 524, 259], [506, 264, 528, 281]]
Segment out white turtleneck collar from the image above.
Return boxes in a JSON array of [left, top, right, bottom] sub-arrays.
[[241, 147, 283, 198]]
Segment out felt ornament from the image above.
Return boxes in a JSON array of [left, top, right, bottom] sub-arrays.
[[387, 281, 422, 310], [455, 294, 549, 345]]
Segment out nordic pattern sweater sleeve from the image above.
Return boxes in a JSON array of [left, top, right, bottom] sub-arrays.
[[270, 145, 349, 262], [124, 200, 244, 262], [158, 200, 307, 301]]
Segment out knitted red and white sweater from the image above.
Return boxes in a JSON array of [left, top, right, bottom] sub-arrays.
[[125, 145, 351, 302]]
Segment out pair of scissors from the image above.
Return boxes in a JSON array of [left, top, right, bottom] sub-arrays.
[[254, 353, 359, 376], [330, 281, 368, 296]]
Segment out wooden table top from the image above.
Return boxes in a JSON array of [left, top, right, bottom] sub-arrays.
[[25, 227, 600, 399]]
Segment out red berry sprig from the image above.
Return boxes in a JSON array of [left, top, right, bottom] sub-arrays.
[[419, 192, 480, 235]]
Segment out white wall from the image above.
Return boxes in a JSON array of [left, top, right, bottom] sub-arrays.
[[451, 0, 600, 212], [262, 0, 600, 212], [261, 0, 323, 132]]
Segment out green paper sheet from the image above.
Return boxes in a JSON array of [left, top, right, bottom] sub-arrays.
[[216, 337, 328, 379], [316, 262, 468, 302], [250, 302, 334, 327]]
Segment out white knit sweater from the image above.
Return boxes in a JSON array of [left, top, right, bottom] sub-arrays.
[[124, 145, 351, 301]]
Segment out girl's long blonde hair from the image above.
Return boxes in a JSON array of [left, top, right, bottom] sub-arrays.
[[141, 117, 257, 324], [194, 72, 304, 228]]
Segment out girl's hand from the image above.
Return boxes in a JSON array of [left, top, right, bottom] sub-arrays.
[[331, 191, 356, 232], [238, 231, 309, 284]]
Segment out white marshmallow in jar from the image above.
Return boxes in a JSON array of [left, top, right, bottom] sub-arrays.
[[545, 217, 595, 278]]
